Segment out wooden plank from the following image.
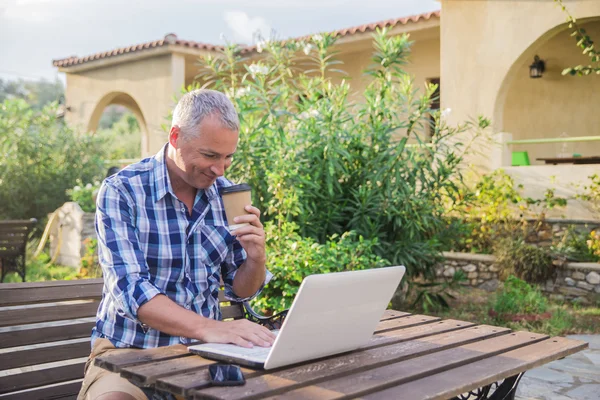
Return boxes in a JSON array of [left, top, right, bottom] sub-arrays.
[[363, 337, 589, 400], [365, 319, 475, 349], [0, 380, 83, 400], [0, 220, 37, 227], [0, 321, 95, 349], [0, 340, 90, 370], [0, 363, 84, 395], [120, 355, 213, 385], [0, 302, 100, 327], [157, 319, 473, 398], [94, 344, 190, 373], [257, 331, 549, 400], [0, 280, 103, 306], [379, 310, 410, 321], [192, 325, 514, 400], [156, 366, 263, 397], [374, 314, 440, 333]]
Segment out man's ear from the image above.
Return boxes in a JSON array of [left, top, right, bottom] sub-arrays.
[[169, 126, 180, 148]]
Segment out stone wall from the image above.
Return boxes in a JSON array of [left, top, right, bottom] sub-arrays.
[[438, 252, 600, 304], [525, 218, 600, 248]]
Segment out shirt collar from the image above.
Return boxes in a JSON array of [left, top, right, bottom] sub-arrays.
[[152, 143, 221, 203]]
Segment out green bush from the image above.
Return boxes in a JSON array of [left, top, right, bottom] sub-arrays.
[[495, 239, 554, 283], [0, 99, 108, 222], [492, 276, 548, 318], [67, 181, 101, 212], [2, 252, 79, 282], [253, 222, 389, 312], [196, 29, 489, 285], [551, 225, 600, 262]]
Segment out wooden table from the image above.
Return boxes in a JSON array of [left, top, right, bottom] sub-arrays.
[[536, 156, 600, 165], [95, 310, 588, 400]]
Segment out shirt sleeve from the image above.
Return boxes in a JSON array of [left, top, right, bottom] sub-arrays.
[[221, 237, 273, 302], [95, 180, 164, 323]]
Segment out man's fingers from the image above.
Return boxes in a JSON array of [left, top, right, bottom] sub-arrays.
[[231, 335, 254, 348], [233, 213, 263, 228]]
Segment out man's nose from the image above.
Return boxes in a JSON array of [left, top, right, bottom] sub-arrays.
[[210, 161, 225, 177]]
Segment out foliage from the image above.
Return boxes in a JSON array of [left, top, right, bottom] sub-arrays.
[[491, 276, 548, 319], [0, 78, 64, 108], [427, 286, 595, 337], [80, 238, 102, 278], [3, 238, 102, 282], [410, 269, 467, 313], [0, 99, 108, 222], [551, 225, 600, 262], [252, 221, 389, 312], [495, 239, 554, 283], [450, 170, 567, 254], [195, 29, 490, 288], [576, 174, 600, 211], [2, 252, 79, 282], [588, 230, 600, 259], [554, 0, 600, 76], [96, 111, 141, 160], [66, 181, 101, 212]]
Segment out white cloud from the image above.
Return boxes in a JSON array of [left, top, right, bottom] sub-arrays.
[[223, 10, 271, 44], [1, 0, 86, 22]]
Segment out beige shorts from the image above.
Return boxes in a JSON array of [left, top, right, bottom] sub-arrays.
[[77, 338, 150, 400]]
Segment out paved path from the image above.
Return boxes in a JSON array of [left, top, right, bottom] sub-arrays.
[[516, 334, 600, 400]]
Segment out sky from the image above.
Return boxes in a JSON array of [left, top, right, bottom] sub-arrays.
[[0, 0, 439, 82]]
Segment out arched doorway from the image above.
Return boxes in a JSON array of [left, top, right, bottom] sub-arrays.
[[88, 92, 149, 159], [494, 18, 600, 165]]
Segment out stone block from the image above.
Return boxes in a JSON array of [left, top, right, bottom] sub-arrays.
[[479, 272, 492, 280], [462, 264, 477, 273], [572, 271, 586, 280], [467, 272, 478, 279], [549, 294, 565, 302], [564, 277, 575, 286], [586, 272, 600, 285], [558, 286, 590, 297], [489, 264, 500, 272], [443, 267, 456, 277], [576, 281, 594, 291], [479, 279, 499, 292]]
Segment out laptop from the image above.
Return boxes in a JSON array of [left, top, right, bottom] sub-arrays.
[[188, 265, 405, 369]]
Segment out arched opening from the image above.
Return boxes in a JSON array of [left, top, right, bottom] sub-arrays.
[[88, 92, 149, 159], [494, 17, 600, 165]]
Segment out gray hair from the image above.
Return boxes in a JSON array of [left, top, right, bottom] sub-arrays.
[[171, 89, 239, 140]]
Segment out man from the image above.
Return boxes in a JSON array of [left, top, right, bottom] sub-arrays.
[[78, 89, 275, 400]]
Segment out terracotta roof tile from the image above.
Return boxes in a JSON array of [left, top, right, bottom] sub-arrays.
[[53, 10, 440, 68], [240, 10, 440, 54]]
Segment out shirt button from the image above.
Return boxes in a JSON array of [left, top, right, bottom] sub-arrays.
[[181, 207, 185, 213]]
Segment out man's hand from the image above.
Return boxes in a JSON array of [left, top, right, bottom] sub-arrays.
[[197, 318, 276, 348], [231, 205, 265, 264]]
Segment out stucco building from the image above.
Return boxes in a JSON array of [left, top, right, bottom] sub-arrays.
[[54, 0, 600, 219]]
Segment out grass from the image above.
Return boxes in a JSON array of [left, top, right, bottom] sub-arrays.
[[412, 286, 600, 336]]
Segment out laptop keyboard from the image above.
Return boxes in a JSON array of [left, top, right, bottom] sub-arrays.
[[188, 329, 280, 360]]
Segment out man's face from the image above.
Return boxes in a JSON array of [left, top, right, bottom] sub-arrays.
[[171, 114, 239, 189]]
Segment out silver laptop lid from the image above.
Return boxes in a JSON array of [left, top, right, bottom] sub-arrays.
[[264, 265, 405, 369]]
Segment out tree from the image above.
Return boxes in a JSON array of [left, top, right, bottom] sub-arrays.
[[554, 0, 600, 76]]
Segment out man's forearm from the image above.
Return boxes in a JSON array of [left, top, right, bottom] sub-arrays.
[[232, 257, 266, 298], [137, 294, 213, 339]]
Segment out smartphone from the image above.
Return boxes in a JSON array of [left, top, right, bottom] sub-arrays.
[[208, 364, 246, 386]]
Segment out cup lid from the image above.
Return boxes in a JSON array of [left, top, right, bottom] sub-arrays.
[[219, 183, 251, 195]]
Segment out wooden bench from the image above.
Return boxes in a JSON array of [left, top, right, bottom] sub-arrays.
[[0, 219, 37, 282], [0, 279, 287, 399]]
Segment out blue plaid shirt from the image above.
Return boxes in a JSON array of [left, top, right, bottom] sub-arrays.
[[91, 145, 271, 349]]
